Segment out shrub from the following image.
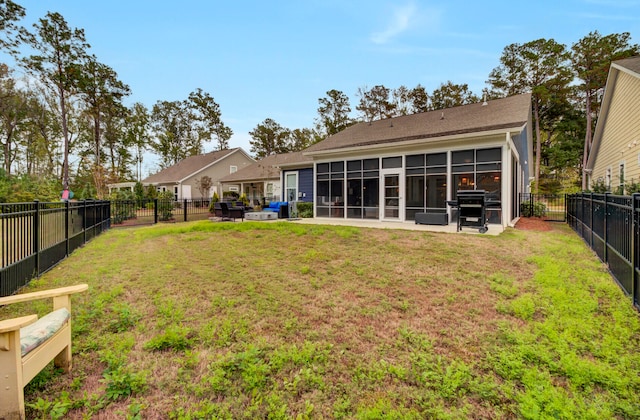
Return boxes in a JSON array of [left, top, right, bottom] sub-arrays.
[[520, 201, 546, 218], [297, 202, 313, 218], [590, 179, 609, 193], [625, 178, 640, 195], [157, 190, 174, 221]]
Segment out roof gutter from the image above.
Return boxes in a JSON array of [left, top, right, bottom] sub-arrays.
[[303, 125, 527, 159]]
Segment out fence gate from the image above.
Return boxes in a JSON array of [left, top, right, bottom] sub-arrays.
[[519, 193, 567, 222]]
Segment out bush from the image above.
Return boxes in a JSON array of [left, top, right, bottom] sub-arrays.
[[625, 179, 640, 195], [157, 190, 174, 221], [223, 190, 239, 199], [297, 202, 313, 218], [590, 179, 609, 193], [520, 201, 546, 218]]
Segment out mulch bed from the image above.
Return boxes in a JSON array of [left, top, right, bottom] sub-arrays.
[[515, 217, 553, 231]]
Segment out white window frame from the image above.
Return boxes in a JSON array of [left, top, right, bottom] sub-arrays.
[[230, 165, 238, 174], [285, 172, 298, 202]]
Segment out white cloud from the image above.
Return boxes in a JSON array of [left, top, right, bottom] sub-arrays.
[[370, 3, 418, 45]]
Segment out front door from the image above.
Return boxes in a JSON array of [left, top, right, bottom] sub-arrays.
[[381, 170, 403, 221]]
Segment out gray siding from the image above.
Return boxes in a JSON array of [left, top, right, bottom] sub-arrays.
[[511, 129, 530, 182]]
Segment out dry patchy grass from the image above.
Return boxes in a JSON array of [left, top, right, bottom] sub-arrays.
[[2, 221, 639, 419]]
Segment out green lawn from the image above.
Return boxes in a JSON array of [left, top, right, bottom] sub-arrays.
[[2, 221, 639, 419]]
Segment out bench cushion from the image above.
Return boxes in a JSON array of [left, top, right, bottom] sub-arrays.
[[20, 308, 70, 357]]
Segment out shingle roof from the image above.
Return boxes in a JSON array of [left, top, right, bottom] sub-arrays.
[[220, 151, 311, 183], [143, 148, 243, 183], [304, 93, 531, 154], [613, 55, 640, 76]]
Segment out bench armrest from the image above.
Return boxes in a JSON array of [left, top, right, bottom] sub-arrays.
[[0, 284, 88, 307], [0, 315, 38, 334]]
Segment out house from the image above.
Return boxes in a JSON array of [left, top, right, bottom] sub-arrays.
[[219, 151, 313, 204], [141, 148, 255, 199], [586, 56, 640, 192], [302, 93, 533, 227]]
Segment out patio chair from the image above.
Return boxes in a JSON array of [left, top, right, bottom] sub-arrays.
[[218, 202, 231, 221]]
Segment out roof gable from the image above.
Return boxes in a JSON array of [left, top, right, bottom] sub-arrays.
[[304, 93, 531, 154], [219, 151, 311, 182], [587, 56, 640, 171], [143, 148, 247, 183]]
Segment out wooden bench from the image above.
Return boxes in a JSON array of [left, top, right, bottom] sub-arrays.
[[0, 284, 88, 419]]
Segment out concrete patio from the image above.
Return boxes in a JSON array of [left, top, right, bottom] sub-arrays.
[[289, 217, 506, 235]]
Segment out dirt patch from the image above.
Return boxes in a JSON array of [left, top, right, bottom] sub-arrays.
[[515, 217, 553, 231]]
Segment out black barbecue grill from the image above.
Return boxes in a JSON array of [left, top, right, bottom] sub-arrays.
[[447, 190, 501, 233]]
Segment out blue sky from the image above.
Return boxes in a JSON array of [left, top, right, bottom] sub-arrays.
[[8, 0, 640, 175]]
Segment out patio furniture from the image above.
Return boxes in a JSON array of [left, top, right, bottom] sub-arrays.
[[0, 284, 88, 419], [215, 202, 244, 221], [415, 212, 448, 225]]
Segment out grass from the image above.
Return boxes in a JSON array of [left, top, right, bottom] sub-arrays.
[[2, 220, 639, 419]]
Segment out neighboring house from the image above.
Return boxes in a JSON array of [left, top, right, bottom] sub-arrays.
[[586, 56, 640, 192], [219, 151, 313, 204], [141, 148, 255, 200], [303, 94, 533, 227]]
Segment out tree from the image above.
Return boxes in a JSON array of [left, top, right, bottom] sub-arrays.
[[571, 31, 639, 189], [76, 55, 130, 197], [125, 102, 150, 181], [430, 81, 479, 110], [20, 12, 90, 190], [316, 89, 352, 136], [249, 118, 291, 158], [77, 56, 130, 166], [187, 88, 232, 150], [0, 0, 25, 55], [355, 85, 396, 122], [150, 100, 198, 168], [409, 84, 429, 113], [544, 107, 586, 192], [488, 38, 572, 192], [289, 128, 315, 151], [0, 64, 28, 175], [195, 175, 212, 198], [390, 85, 413, 116]]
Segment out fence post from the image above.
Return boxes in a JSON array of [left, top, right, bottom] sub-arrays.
[[632, 194, 639, 308], [82, 199, 87, 245], [184, 199, 188, 222], [65, 200, 70, 257], [603, 193, 609, 264], [33, 200, 40, 277], [154, 198, 158, 224]]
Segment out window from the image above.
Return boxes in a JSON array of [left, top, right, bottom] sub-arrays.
[[230, 165, 237, 173], [315, 161, 345, 217], [343, 159, 379, 219], [619, 163, 625, 193], [405, 152, 446, 220], [451, 148, 502, 223]]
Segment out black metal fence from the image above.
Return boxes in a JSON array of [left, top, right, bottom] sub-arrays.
[[1, 200, 111, 297], [567, 193, 639, 310], [110, 198, 213, 227], [0, 198, 216, 296], [519, 193, 567, 221]]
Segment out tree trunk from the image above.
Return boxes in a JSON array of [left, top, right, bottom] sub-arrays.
[[582, 90, 593, 190], [533, 99, 542, 193], [59, 85, 70, 190]]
